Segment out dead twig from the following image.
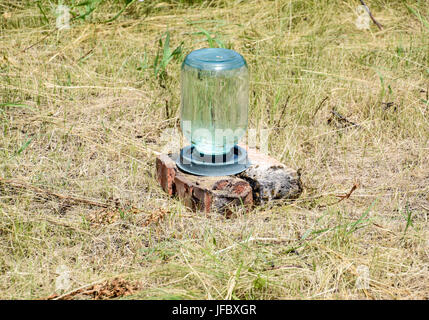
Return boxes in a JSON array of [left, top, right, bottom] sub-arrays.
[[39, 278, 106, 300], [312, 96, 329, 120], [328, 109, 360, 129], [336, 182, 359, 201], [317, 182, 360, 208], [0, 177, 109, 208], [42, 278, 141, 300], [22, 30, 55, 52], [76, 48, 94, 62], [382, 102, 397, 111], [165, 99, 170, 119], [275, 96, 290, 129]]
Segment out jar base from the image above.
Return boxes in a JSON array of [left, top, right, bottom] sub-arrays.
[[176, 145, 250, 176]]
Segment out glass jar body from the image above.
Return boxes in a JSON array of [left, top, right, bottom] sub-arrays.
[[180, 64, 249, 155]]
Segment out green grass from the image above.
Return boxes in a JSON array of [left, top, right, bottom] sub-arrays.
[[0, 0, 428, 299]]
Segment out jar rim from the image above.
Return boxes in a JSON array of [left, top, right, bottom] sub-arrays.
[[183, 48, 246, 71]]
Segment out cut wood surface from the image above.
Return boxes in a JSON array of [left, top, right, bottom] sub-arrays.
[[239, 148, 302, 204], [156, 148, 302, 213]]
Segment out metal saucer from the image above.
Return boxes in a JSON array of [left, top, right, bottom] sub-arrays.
[[176, 145, 250, 176]]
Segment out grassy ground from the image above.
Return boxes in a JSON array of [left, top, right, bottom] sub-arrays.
[[0, 0, 428, 300]]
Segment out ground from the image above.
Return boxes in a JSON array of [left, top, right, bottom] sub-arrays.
[[0, 0, 428, 299]]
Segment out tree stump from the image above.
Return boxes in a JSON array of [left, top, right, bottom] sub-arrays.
[[156, 148, 302, 214], [238, 148, 302, 204]]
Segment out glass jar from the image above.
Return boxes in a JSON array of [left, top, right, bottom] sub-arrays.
[[180, 48, 249, 155]]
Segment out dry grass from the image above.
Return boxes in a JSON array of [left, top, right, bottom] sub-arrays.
[[0, 0, 428, 299]]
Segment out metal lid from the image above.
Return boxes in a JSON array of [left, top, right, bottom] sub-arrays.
[[183, 48, 246, 71]]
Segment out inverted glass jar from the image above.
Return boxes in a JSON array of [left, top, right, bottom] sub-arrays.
[[180, 48, 249, 155]]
